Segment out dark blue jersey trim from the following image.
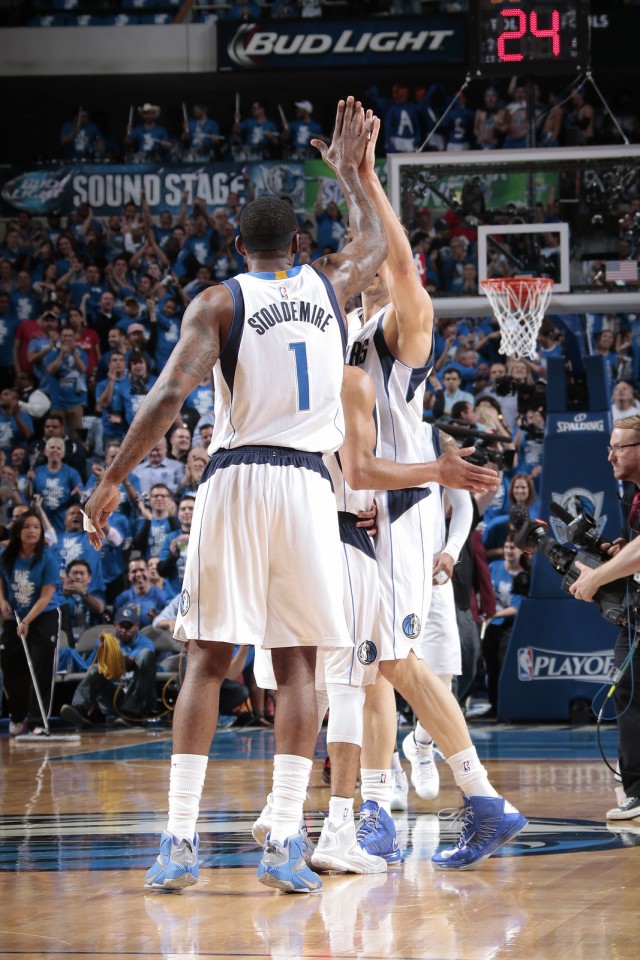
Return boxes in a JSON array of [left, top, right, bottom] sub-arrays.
[[337, 511, 376, 560], [405, 332, 435, 404], [387, 486, 431, 525], [313, 266, 347, 356], [219, 277, 245, 403], [431, 424, 442, 458]]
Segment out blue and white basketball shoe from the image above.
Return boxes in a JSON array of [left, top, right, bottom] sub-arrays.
[[257, 833, 323, 893], [432, 795, 527, 870], [144, 831, 200, 890], [355, 800, 402, 864]]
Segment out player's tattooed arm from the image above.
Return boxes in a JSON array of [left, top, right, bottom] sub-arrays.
[[102, 287, 227, 486]]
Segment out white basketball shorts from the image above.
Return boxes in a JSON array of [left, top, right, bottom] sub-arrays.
[[319, 513, 381, 689], [174, 446, 350, 649], [253, 513, 379, 690], [421, 578, 462, 676], [375, 488, 436, 662]]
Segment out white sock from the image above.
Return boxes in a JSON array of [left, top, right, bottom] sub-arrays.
[[414, 722, 433, 748], [391, 750, 402, 772], [166, 753, 208, 842], [270, 754, 312, 844], [446, 747, 499, 799], [360, 769, 392, 814], [329, 796, 354, 827]]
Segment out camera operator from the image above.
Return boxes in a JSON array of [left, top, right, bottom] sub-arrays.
[[569, 414, 640, 822]]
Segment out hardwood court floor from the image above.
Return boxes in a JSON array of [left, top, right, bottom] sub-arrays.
[[1, 723, 639, 960]]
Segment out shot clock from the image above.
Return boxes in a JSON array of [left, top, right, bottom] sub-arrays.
[[469, 0, 591, 77]]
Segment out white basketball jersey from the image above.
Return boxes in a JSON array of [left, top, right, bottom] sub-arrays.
[[210, 265, 346, 454], [347, 306, 434, 467]]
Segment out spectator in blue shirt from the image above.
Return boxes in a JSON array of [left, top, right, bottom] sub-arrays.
[[0, 227, 27, 267], [366, 83, 422, 153], [0, 387, 33, 454], [282, 100, 324, 159], [83, 441, 141, 521], [483, 535, 527, 715], [28, 437, 83, 534], [314, 183, 346, 254], [233, 100, 280, 160], [441, 368, 475, 416], [10, 270, 40, 323], [0, 509, 59, 736], [181, 104, 223, 160], [95, 351, 127, 449], [157, 495, 194, 598], [115, 557, 168, 628], [53, 504, 106, 599], [119, 352, 158, 428], [58, 558, 106, 649], [226, 1, 262, 20], [133, 438, 185, 496], [125, 103, 172, 161], [60, 604, 157, 726], [44, 326, 88, 440], [132, 482, 180, 561], [0, 291, 20, 384], [184, 376, 214, 421], [444, 92, 475, 151], [59, 109, 104, 161]]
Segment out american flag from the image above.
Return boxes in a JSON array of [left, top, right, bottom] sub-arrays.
[[605, 260, 639, 282]]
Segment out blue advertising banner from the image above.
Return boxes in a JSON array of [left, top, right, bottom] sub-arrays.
[[0, 161, 309, 217], [218, 15, 467, 71]]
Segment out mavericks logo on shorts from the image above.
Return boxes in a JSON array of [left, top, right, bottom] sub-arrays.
[[357, 640, 378, 665], [179, 589, 190, 617], [402, 613, 421, 639]]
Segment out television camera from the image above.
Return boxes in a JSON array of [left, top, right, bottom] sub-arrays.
[[435, 420, 516, 472], [515, 501, 640, 630]]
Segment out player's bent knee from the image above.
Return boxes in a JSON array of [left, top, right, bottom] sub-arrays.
[[326, 682, 365, 746]]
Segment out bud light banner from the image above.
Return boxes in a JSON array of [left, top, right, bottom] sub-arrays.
[[218, 16, 467, 71], [1, 166, 76, 215], [0, 161, 308, 218]]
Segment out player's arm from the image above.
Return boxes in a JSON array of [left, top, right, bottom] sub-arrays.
[[310, 99, 387, 304], [83, 286, 230, 543], [359, 142, 433, 368], [339, 367, 497, 495]]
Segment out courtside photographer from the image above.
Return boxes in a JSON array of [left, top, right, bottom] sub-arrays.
[[568, 413, 640, 823]]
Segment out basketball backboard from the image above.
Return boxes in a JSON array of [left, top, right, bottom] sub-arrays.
[[388, 145, 640, 318]]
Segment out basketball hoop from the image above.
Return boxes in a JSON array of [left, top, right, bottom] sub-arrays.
[[480, 277, 554, 360]]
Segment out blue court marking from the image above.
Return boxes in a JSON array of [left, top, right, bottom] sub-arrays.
[[0, 811, 634, 872], [42, 724, 619, 764]]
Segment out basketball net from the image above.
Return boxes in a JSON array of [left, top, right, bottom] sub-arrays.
[[480, 277, 554, 360]]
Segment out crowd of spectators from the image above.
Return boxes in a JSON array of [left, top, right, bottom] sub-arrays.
[[50, 78, 639, 166], [0, 142, 638, 731], [11, 1, 476, 30]]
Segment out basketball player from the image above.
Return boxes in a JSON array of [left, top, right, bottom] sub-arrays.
[[314, 131, 528, 869], [400, 423, 473, 805], [83, 97, 388, 894], [253, 363, 500, 875]]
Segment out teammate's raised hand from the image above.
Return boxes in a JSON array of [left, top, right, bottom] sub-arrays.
[[311, 96, 376, 174]]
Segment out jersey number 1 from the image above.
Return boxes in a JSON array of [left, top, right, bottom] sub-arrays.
[[289, 341, 310, 411]]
